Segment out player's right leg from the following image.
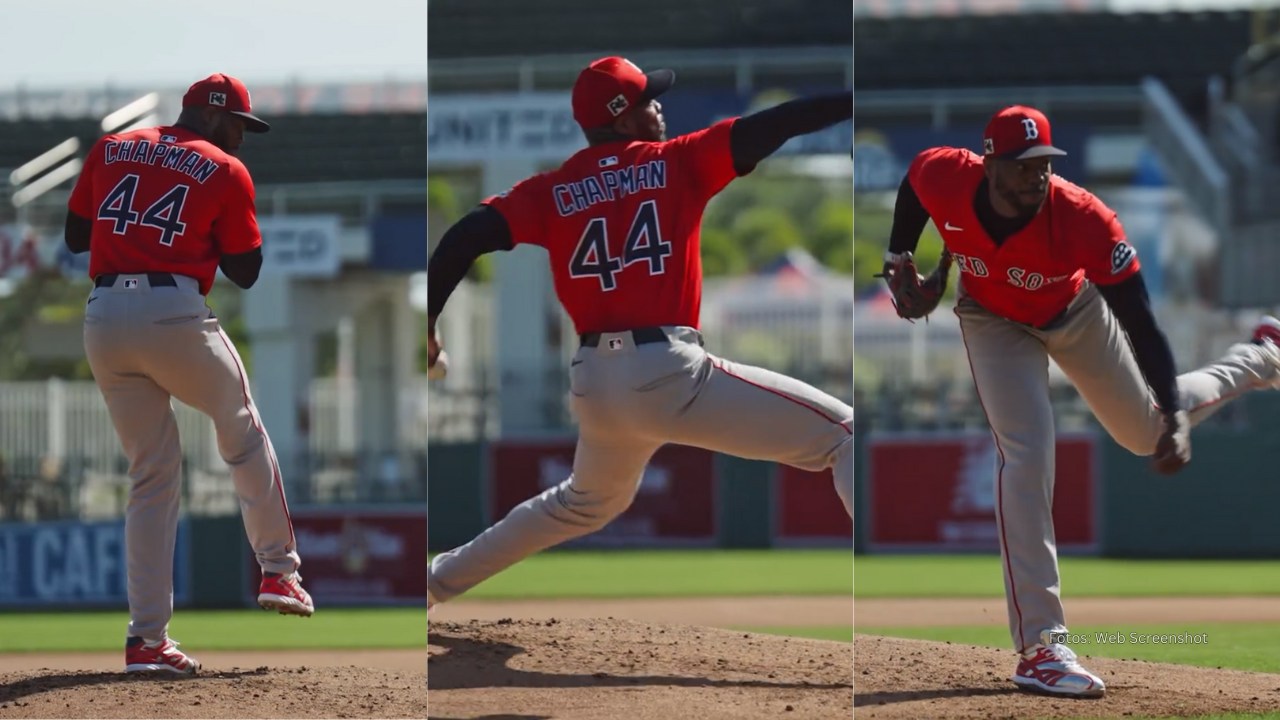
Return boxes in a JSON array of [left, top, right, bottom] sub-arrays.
[[138, 287, 309, 615], [955, 299, 1103, 697], [657, 343, 854, 517]]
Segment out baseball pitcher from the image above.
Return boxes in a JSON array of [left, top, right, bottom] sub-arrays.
[[426, 57, 853, 608], [65, 74, 314, 676], [883, 105, 1280, 697]]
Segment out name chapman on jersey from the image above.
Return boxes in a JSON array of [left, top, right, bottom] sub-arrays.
[[102, 139, 221, 184], [553, 159, 666, 217]]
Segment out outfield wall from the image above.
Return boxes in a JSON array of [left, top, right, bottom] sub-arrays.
[[853, 392, 1280, 558]]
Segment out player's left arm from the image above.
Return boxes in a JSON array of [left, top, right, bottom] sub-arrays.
[[728, 90, 852, 176]]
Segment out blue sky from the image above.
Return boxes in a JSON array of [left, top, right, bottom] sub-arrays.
[[0, 0, 428, 90]]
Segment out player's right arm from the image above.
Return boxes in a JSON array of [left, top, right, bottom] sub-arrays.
[[425, 203, 520, 366], [426, 205, 515, 322], [64, 137, 107, 254]]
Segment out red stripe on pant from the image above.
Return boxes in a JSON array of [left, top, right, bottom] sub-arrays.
[[216, 328, 297, 554], [711, 358, 852, 434], [956, 309, 1026, 651]]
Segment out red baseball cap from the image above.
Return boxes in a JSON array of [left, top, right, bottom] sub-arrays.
[[182, 73, 270, 133], [982, 105, 1065, 160], [572, 56, 674, 130]]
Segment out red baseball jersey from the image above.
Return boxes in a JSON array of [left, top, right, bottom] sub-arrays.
[[483, 118, 739, 334], [68, 125, 262, 295], [909, 147, 1139, 327]]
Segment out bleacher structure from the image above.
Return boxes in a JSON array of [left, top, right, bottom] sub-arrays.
[[429, 0, 851, 68]]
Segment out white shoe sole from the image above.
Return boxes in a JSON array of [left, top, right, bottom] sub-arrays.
[[1013, 674, 1105, 698], [125, 661, 200, 675], [258, 593, 315, 617]]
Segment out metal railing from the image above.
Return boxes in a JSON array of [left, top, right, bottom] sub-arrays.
[[0, 374, 431, 522], [856, 85, 1144, 129], [1141, 77, 1231, 232], [429, 46, 852, 96]]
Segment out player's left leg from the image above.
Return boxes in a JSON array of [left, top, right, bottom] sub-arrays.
[[428, 428, 661, 604], [660, 350, 853, 517], [85, 329, 183, 643], [1047, 285, 1280, 455]]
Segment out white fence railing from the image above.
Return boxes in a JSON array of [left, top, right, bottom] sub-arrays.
[[0, 375, 430, 474]]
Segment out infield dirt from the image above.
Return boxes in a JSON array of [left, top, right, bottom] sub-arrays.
[[6, 597, 1279, 719]]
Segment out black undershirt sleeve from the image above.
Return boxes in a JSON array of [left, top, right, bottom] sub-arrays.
[[219, 248, 263, 289], [64, 211, 92, 254], [888, 175, 931, 255], [427, 205, 515, 318], [728, 91, 852, 176], [1095, 272, 1180, 413]]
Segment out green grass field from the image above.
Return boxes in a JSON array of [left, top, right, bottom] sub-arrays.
[[858, 623, 1280, 673], [854, 554, 1280, 597], [0, 550, 853, 652], [0, 608, 422, 653]]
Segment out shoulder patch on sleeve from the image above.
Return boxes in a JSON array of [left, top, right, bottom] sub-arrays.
[[1111, 241, 1136, 275]]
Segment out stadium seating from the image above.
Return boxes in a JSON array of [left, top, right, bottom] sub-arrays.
[[855, 10, 1252, 101], [427, 0, 852, 58]]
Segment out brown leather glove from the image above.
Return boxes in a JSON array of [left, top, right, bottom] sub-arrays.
[[875, 250, 954, 322], [1152, 410, 1191, 475]]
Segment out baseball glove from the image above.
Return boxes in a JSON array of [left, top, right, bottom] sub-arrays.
[[875, 249, 954, 322]]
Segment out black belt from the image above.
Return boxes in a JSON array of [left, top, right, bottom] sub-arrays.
[[580, 326, 671, 347], [94, 272, 177, 288]]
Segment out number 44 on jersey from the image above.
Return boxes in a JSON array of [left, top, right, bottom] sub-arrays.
[[569, 200, 672, 291]]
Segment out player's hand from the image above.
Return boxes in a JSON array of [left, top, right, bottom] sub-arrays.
[[1151, 410, 1190, 475], [427, 316, 442, 368]]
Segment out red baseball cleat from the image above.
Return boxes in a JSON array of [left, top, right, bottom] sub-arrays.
[[125, 636, 200, 675], [1252, 316, 1280, 347], [258, 572, 315, 617]]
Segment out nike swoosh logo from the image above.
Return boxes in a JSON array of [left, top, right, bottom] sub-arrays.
[[944, 222, 964, 231], [86, 297, 98, 305], [570, 360, 584, 367]]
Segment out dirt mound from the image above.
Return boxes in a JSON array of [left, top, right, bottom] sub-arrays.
[[0, 650, 425, 719], [856, 634, 1280, 719], [427, 618, 853, 720]]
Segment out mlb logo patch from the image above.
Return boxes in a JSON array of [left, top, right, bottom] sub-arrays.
[[607, 94, 629, 117], [608, 338, 624, 350], [124, 278, 139, 289], [160, 134, 177, 143], [209, 92, 227, 107], [983, 138, 995, 155]]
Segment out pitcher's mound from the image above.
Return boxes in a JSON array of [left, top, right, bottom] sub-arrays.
[[856, 634, 1280, 719], [0, 650, 425, 719], [427, 618, 852, 720]]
